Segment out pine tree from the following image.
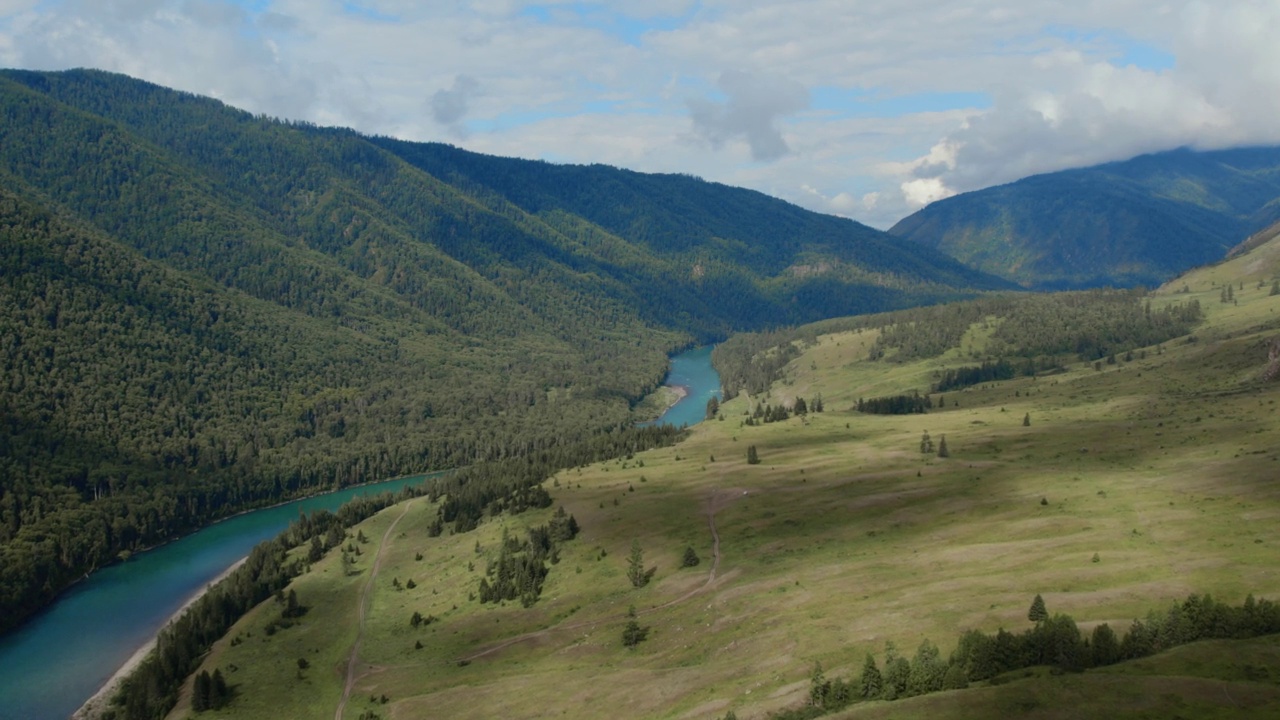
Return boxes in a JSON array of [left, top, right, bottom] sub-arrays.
[[907, 639, 946, 695], [1023, 412, 1031, 426], [627, 540, 648, 588], [192, 670, 211, 712], [622, 604, 649, 647], [920, 431, 933, 454], [1028, 593, 1048, 623], [746, 445, 761, 465], [681, 546, 700, 567], [809, 661, 829, 707], [937, 435, 949, 458], [705, 396, 720, 420], [1091, 623, 1121, 666], [859, 653, 883, 699], [210, 668, 228, 709], [942, 663, 969, 690]]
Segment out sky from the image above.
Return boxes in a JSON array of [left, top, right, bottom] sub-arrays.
[[2, 1, 1280, 229]]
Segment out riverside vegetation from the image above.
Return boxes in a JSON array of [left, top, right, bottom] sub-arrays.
[[0, 68, 1008, 635], [152, 231, 1280, 719]]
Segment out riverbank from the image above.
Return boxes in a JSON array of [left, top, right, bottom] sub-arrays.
[[634, 384, 689, 423], [71, 557, 248, 720]]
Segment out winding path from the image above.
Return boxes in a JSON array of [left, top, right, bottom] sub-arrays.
[[335, 500, 416, 720], [459, 488, 735, 663]]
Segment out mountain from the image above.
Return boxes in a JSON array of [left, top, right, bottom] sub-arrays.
[[0, 68, 1007, 634], [889, 146, 1280, 289]]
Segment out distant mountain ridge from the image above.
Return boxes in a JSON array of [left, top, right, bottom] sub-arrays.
[[889, 146, 1280, 289]]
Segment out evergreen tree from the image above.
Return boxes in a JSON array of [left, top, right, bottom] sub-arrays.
[[284, 588, 300, 618], [883, 655, 911, 700], [705, 396, 720, 420], [920, 431, 934, 454], [210, 668, 228, 709], [1271, 280, 1279, 296], [1091, 623, 1121, 667], [809, 661, 829, 707], [1022, 412, 1031, 427], [942, 663, 969, 690], [794, 397, 808, 415], [859, 653, 883, 699], [627, 540, 648, 588], [1028, 593, 1048, 623], [192, 670, 211, 712], [907, 639, 946, 696], [746, 445, 761, 465], [681, 546, 701, 567], [622, 604, 648, 647], [937, 435, 949, 458]]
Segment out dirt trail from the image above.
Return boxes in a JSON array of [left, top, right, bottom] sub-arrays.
[[335, 500, 415, 720], [460, 488, 738, 663]]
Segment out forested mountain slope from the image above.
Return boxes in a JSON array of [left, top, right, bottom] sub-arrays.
[[890, 146, 1280, 289], [0, 68, 1006, 634]]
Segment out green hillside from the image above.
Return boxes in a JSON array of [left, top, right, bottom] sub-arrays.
[[890, 146, 1280, 289], [158, 229, 1280, 719], [0, 68, 1007, 635]]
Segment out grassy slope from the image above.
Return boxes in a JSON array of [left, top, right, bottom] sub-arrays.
[[174, 239, 1280, 720]]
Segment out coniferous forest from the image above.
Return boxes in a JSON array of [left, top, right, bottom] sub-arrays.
[[0, 68, 1011, 634]]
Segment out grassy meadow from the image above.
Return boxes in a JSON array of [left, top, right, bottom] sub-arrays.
[[171, 242, 1280, 719]]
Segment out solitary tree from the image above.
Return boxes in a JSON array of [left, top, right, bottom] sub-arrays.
[[920, 431, 934, 454], [705, 396, 720, 420], [937, 435, 949, 458], [681, 546, 701, 568], [627, 540, 648, 588], [746, 445, 761, 465], [622, 604, 649, 647], [1022, 412, 1031, 427], [1028, 593, 1048, 623]]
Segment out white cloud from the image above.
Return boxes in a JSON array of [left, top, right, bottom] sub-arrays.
[[2, 1, 1279, 229], [687, 70, 808, 161]]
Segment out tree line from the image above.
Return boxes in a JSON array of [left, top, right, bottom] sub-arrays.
[[756, 592, 1280, 720]]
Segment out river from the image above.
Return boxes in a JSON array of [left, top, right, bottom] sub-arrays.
[[0, 346, 720, 720], [0, 474, 434, 720], [645, 344, 722, 428]]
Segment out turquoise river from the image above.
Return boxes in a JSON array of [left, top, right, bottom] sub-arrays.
[[0, 346, 718, 720]]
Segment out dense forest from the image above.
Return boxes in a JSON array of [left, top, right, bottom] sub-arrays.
[[713, 289, 1203, 399], [0, 68, 1009, 634]]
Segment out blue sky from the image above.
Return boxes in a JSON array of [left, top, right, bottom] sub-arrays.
[[2, 0, 1278, 227]]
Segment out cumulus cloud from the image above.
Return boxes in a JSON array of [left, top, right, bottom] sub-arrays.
[[5, 1, 1280, 229], [893, 0, 1280, 210], [688, 70, 808, 161], [430, 74, 480, 136]]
